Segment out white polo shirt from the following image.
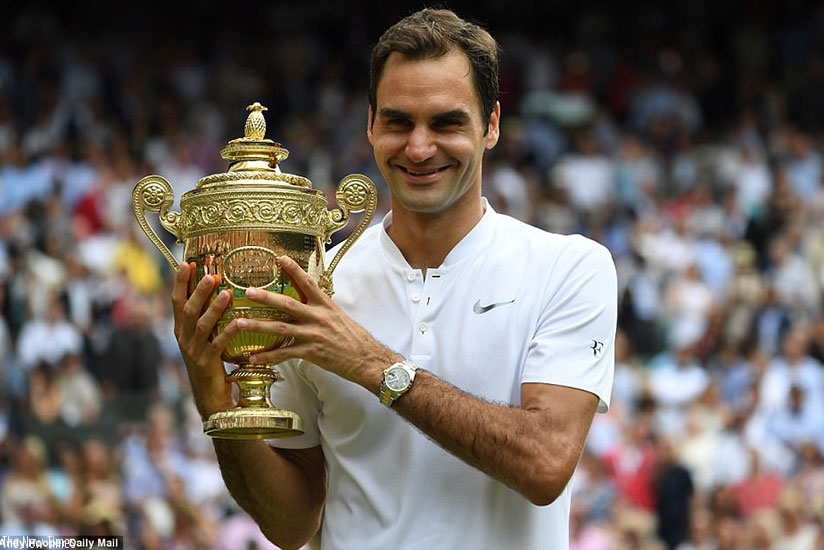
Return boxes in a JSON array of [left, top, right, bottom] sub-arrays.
[[270, 202, 616, 550]]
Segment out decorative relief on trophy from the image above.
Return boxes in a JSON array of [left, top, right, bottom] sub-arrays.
[[133, 102, 378, 439]]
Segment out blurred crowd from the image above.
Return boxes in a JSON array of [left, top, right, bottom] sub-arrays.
[[0, 2, 823, 549]]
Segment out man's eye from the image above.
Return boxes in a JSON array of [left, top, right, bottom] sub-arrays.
[[432, 118, 464, 130], [384, 118, 412, 129]]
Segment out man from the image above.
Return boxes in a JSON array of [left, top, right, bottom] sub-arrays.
[[172, 8, 616, 549]]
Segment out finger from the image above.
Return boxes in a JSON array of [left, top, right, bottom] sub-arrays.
[[244, 286, 307, 319], [180, 274, 218, 338], [248, 340, 303, 366], [236, 317, 298, 341], [248, 339, 327, 367], [171, 263, 192, 336], [278, 255, 325, 303], [195, 288, 233, 342], [211, 316, 241, 352]]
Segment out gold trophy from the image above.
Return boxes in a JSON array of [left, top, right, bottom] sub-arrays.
[[133, 102, 377, 439]]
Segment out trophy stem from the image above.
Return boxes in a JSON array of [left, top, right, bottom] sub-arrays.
[[231, 365, 280, 409], [203, 364, 304, 439]]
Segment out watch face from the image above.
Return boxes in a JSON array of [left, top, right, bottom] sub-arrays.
[[385, 367, 411, 391]]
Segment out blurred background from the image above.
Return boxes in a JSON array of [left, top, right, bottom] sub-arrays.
[[0, 0, 822, 548]]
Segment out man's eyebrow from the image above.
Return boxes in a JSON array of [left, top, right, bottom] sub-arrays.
[[377, 108, 472, 124], [431, 109, 471, 124], [377, 108, 410, 120]]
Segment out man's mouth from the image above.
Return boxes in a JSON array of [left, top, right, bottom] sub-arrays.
[[400, 166, 448, 177]]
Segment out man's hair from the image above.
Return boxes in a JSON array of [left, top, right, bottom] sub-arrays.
[[369, 8, 499, 127]]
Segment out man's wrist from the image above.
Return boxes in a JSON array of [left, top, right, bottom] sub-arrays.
[[378, 360, 418, 407]]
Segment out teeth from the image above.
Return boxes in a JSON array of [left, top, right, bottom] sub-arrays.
[[407, 168, 438, 176]]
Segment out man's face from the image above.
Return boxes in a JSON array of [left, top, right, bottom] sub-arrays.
[[368, 50, 499, 217]]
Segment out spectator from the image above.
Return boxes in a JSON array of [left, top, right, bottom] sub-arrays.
[[809, 314, 824, 363], [758, 324, 824, 416], [614, 133, 662, 217], [109, 226, 164, 297], [16, 295, 83, 373], [772, 487, 820, 549], [652, 436, 694, 550], [784, 127, 823, 203], [766, 384, 824, 462], [55, 353, 102, 427], [26, 364, 62, 427], [765, 234, 821, 319], [732, 448, 784, 519], [647, 344, 710, 436], [100, 292, 162, 420], [0, 436, 59, 534], [550, 128, 616, 217], [603, 406, 658, 513], [661, 263, 716, 353], [78, 438, 123, 513], [120, 403, 187, 512]]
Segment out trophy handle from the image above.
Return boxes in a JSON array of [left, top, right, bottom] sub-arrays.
[[321, 174, 378, 293], [132, 175, 183, 270]]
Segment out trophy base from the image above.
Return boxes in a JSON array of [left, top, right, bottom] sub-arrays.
[[204, 408, 304, 439]]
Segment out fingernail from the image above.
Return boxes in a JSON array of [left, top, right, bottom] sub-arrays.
[[246, 287, 260, 298], [249, 354, 259, 364], [279, 256, 292, 266], [236, 318, 248, 329]]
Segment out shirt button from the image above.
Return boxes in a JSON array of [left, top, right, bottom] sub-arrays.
[[419, 323, 428, 334], [412, 294, 421, 303], [407, 273, 416, 282]]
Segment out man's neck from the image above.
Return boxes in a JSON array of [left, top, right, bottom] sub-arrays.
[[387, 199, 485, 275]]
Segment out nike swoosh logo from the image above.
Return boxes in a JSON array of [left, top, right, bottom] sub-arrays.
[[473, 299, 516, 314]]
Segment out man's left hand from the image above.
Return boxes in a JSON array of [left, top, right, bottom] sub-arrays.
[[233, 255, 398, 391]]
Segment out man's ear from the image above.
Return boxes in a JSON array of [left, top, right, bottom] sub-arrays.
[[485, 101, 501, 150], [367, 104, 375, 145]]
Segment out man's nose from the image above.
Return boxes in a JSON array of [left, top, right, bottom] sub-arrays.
[[405, 126, 436, 162]]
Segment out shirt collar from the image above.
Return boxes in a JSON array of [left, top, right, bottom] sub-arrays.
[[379, 198, 497, 271]]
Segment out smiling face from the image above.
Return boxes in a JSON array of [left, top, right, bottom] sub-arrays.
[[367, 50, 500, 220]]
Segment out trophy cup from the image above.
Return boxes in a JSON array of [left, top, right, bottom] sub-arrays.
[[133, 102, 377, 439]]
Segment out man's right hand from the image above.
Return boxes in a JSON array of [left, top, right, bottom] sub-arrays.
[[171, 262, 237, 420]]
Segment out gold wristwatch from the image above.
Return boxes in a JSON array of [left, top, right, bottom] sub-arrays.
[[379, 360, 417, 407]]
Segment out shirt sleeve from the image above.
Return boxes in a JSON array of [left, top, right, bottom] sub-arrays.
[[266, 359, 322, 448], [521, 237, 617, 413]]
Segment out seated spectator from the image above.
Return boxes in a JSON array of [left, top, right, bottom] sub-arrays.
[[0, 436, 59, 534], [602, 408, 658, 513], [732, 448, 784, 519], [16, 296, 82, 373], [55, 353, 102, 427], [653, 436, 694, 550], [26, 364, 62, 426], [772, 487, 821, 549], [648, 343, 710, 436], [78, 439, 123, 513], [759, 324, 823, 415], [120, 402, 188, 514], [766, 234, 821, 320], [766, 385, 824, 464], [100, 292, 162, 421]]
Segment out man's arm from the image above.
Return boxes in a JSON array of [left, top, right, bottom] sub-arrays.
[[395, 373, 598, 505], [213, 442, 326, 549], [238, 256, 604, 505], [171, 264, 326, 549]]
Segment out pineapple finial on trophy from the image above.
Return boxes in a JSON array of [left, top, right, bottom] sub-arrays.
[[244, 102, 268, 140]]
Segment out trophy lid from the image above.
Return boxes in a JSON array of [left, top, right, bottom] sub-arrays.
[[196, 102, 312, 189]]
